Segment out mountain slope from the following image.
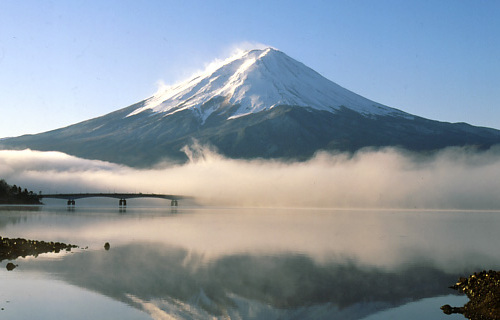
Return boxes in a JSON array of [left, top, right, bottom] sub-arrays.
[[128, 48, 409, 120], [1, 48, 500, 167]]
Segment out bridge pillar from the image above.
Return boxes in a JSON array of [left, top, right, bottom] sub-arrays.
[[119, 199, 127, 206], [67, 199, 75, 206], [171, 200, 178, 206]]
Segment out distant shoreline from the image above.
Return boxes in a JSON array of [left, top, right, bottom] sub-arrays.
[[0, 199, 42, 205], [0, 179, 42, 205]]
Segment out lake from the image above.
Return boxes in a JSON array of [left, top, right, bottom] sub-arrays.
[[1, 202, 498, 319]]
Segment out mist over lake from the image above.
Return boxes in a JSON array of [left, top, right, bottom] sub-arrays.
[[2, 205, 498, 319], [2, 143, 499, 318], [2, 145, 500, 209]]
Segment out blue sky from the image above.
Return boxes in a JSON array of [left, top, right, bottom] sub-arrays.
[[0, 0, 499, 137]]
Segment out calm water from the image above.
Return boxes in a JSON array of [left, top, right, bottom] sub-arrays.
[[1, 203, 499, 319]]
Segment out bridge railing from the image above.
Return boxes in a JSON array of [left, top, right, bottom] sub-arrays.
[[39, 193, 191, 206]]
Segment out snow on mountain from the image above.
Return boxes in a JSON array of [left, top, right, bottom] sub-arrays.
[[127, 48, 412, 122], [3, 47, 500, 167]]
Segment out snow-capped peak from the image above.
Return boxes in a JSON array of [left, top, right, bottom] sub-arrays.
[[127, 47, 409, 121]]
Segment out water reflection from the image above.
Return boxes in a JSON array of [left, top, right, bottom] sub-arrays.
[[1, 207, 500, 319], [19, 243, 464, 319]]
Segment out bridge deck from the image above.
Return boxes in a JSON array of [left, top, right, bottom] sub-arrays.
[[41, 193, 186, 200], [40, 193, 190, 206]]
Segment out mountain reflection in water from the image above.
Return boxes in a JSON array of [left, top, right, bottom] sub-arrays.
[[1, 206, 500, 319], [21, 243, 461, 319]]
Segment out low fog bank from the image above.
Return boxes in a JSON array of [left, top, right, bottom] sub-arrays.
[[1, 145, 500, 209]]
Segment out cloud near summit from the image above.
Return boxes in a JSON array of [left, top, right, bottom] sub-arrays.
[[158, 42, 272, 90], [1, 145, 500, 209]]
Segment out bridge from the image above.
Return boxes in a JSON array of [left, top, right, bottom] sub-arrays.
[[40, 193, 190, 206]]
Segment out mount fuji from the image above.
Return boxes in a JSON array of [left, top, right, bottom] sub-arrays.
[[127, 48, 409, 121], [2, 48, 500, 167]]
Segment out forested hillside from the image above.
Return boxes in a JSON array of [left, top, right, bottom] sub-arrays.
[[0, 179, 41, 204]]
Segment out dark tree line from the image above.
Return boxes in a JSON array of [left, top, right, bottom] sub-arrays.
[[0, 179, 41, 205]]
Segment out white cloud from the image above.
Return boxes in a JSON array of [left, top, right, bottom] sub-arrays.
[[145, 41, 273, 112], [1, 145, 500, 209]]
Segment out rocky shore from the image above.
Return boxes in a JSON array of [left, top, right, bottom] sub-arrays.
[[0, 236, 78, 270], [442, 270, 500, 319]]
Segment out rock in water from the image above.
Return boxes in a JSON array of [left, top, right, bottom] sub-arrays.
[[5, 262, 16, 271], [442, 270, 500, 319]]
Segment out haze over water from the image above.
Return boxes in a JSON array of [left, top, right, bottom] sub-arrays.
[[2, 145, 500, 209], [1, 204, 498, 319]]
